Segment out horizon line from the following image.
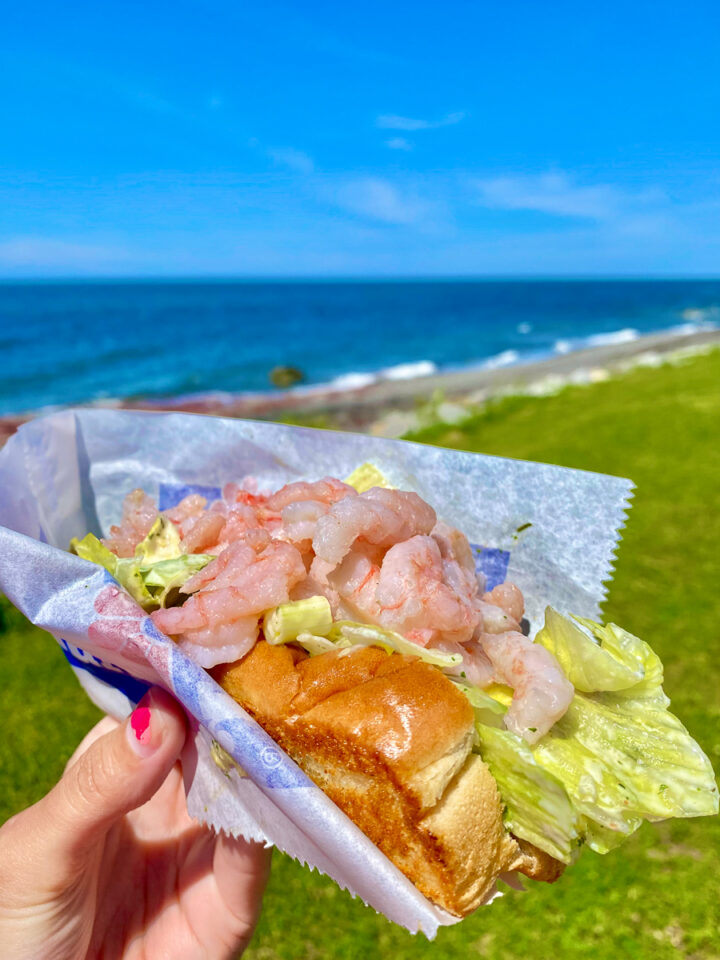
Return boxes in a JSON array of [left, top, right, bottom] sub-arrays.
[[1, 274, 720, 285]]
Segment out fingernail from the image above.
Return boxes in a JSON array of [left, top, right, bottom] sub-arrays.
[[127, 694, 160, 757]]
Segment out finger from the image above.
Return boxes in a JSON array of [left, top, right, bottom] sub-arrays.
[[36, 687, 187, 866], [213, 834, 272, 944], [63, 716, 118, 773]]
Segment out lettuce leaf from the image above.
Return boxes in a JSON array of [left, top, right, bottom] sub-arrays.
[[70, 532, 119, 576], [536, 607, 644, 693], [328, 620, 464, 669], [344, 462, 393, 492], [450, 679, 508, 730], [470, 609, 718, 861], [70, 523, 214, 611], [475, 722, 580, 863], [133, 515, 183, 564], [571, 615, 664, 698], [533, 687, 718, 834], [263, 597, 333, 644], [141, 554, 215, 607]]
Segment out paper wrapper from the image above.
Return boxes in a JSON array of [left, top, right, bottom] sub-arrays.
[[0, 409, 633, 937]]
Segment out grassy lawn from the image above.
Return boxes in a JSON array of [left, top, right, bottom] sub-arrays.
[[2, 349, 719, 958]]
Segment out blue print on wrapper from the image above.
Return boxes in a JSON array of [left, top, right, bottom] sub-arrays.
[[60, 642, 151, 704], [168, 643, 309, 790], [158, 483, 223, 511], [471, 545, 510, 592], [215, 719, 311, 790]]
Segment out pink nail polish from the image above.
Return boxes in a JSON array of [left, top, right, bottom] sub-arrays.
[[127, 700, 157, 756], [131, 705, 151, 742]]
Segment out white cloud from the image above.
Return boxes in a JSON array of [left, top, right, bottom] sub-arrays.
[[267, 147, 315, 174], [385, 137, 413, 151], [330, 178, 428, 224], [473, 172, 663, 222], [377, 111, 466, 131]]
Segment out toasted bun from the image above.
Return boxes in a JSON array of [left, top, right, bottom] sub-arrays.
[[212, 641, 563, 916]]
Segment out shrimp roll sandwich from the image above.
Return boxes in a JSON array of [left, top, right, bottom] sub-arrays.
[[72, 464, 718, 917]]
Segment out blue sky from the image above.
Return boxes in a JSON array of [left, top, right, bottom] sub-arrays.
[[2, 0, 719, 277]]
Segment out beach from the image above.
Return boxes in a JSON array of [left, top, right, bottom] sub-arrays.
[[2, 325, 717, 447]]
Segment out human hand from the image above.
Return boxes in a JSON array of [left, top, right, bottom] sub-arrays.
[[0, 687, 271, 960]]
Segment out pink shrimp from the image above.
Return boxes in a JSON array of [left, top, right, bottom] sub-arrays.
[[223, 482, 271, 510], [152, 538, 304, 636], [280, 499, 331, 543], [435, 637, 496, 687], [483, 582, 525, 625], [204, 503, 264, 552], [266, 477, 356, 511], [163, 493, 207, 528], [374, 535, 479, 644], [103, 489, 158, 557], [327, 545, 383, 622], [313, 488, 437, 569], [478, 631, 574, 743], [431, 521, 476, 574], [477, 601, 522, 635], [181, 532, 272, 594], [175, 617, 260, 669], [222, 482, 283, 531], [181, 512, 226, 554]]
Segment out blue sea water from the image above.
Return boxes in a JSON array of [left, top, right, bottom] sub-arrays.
[[1, 280, 718, 416]]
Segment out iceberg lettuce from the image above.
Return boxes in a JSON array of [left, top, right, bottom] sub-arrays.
[[328, 620, 464, 668], [263, 596, 334, 645], [71, 520, 214, 611], [344, 462, 393, 492], [470, 609, 718, 861], [475, 722, 580, 863]]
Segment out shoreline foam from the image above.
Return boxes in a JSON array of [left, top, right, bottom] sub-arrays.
[[1, 325, 718, 445]]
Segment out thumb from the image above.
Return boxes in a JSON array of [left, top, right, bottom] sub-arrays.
[[42, 687, 187, 864]]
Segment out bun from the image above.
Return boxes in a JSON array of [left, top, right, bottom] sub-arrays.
[[212, 641, 563, 915]]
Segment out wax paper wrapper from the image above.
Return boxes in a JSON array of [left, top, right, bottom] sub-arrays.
[[0, 409, 633, 937]]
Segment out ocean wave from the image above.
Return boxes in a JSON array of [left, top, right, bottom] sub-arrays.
[[554, 339, 572, 355], [380, 360, 437, 380], [669, 322, 713, 336], [585, 328, 639, 348], [327, 371, 378, 390], [481, 349, 520, 370], [316, 361, 438, 393]]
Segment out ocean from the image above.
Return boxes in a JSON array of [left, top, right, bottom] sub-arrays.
[[1, 279, 718, 416]]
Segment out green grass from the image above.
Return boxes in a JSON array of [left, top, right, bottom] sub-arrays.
[[2, 349, 719, 958]]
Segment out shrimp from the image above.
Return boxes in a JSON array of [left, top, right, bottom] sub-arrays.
[[327, 545, 383, 622], [431, 520, 476, 574], [313, 488, 436, 568], [181, 532, 272, 594], [103, 489, 158, 557], [222, 482, 283, 532], [280, 499, 330, 543], [181, 512, 226, 554], [174, 617, 260, 669], [152, 538, 305, 635], [164, 494, 207, 527], [483, 582, 525, 625], [435, 637, 496, 687], [477, 601, 522, 635], [478, 631, 574, 743], [205, 502, 264, 552], [374, 535, 479, 644], [266, 477, 356, 511]]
